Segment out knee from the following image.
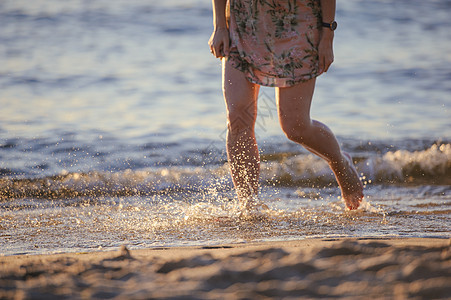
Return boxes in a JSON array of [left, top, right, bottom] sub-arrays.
[[281, 121, 311, 143]]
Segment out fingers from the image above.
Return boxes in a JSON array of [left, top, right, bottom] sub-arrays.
[[208, 29, 230, 59], [318, 58, 325, 75], [211, 39, 228, 58], [214, 45, 225, 58], [210, 46, 223, 58], [317, 35, 334, 74], [324, 55, 333, 72], [318, 53, 333, 74], [222, 36, 230, 57]]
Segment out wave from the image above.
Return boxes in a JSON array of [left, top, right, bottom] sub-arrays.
[[358, 143, 451, 185], [262, 143, 451, 186], [1, 144, 449, 200]]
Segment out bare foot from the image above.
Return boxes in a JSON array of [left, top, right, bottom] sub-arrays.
[[238, 196, 269, 219], [330, 152, 364, 210], [239, 196, 269, 211]]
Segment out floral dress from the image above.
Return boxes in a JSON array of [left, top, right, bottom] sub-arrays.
[[227, 0, 322, 87]]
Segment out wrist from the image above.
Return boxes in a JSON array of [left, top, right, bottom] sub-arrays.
[[214, 19, 227, 31], [321, 30, 334, 40]]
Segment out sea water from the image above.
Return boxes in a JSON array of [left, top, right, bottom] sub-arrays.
[[0, 0, 450, 255]]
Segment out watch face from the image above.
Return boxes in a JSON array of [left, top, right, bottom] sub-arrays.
[[331, 21, 337, 31]]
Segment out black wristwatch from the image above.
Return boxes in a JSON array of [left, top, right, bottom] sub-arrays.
[[322, 21, 338, 31]]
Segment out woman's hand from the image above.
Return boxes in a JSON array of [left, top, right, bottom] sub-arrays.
[[318, 30, 334, 74], [208, 28, 230, 59]]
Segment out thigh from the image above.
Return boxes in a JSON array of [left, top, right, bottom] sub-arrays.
[[222, 59, 260, 125], [276, 78, 316, 127]]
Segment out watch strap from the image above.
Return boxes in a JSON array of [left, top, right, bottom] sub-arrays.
[[322, 21, 337, 31]]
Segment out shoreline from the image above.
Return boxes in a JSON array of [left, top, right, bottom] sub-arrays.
[[1, 237, 450, 299], [2, 236, 448, 260]]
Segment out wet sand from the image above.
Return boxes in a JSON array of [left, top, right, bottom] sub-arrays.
[[1, 238, 450, 299]]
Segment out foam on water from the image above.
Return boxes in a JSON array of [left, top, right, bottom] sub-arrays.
[[1, 0, 450, 255], [1, 142, 449, 256], [1, 143, 449, 202], [359, 143, 451, 184], [3, 183, 448, 257]]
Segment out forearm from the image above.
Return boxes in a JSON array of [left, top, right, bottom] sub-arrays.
[[211, 0, 228, 30], [209, 0, 230, 58], [320, 0, 336, 41], [320, 0, 336, 23], [318, 0, 335, 73]]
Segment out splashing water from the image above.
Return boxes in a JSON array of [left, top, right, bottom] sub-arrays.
[[1, 0, 450, 255]]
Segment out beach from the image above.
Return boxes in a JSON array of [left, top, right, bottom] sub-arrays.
[[0, 1, 450, 298], [1, 237, 450, 299]]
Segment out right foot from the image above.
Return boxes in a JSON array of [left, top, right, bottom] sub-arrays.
[[331, 152, 364, 210]]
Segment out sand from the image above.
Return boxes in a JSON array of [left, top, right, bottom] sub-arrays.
[[1, 238, 450, 299]]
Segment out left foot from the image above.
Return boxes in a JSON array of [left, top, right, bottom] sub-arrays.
[[239, 196, 269, 211], [331, 152, 364, 210], [238, 196, 269, 218]]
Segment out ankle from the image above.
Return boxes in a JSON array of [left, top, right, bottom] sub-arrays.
[[329, 153, 347, 169]]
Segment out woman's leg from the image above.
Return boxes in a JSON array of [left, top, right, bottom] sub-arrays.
[[222, 59, 261, 202], [276, 78, 364, 210]]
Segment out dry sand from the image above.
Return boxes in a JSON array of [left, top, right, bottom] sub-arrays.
[[1, 237, 450, 299]]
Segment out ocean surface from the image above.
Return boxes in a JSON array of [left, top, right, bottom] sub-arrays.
[[1, 0, 450, 256]]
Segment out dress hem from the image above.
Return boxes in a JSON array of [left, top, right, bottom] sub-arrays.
[[227, 55, 320, 88]]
